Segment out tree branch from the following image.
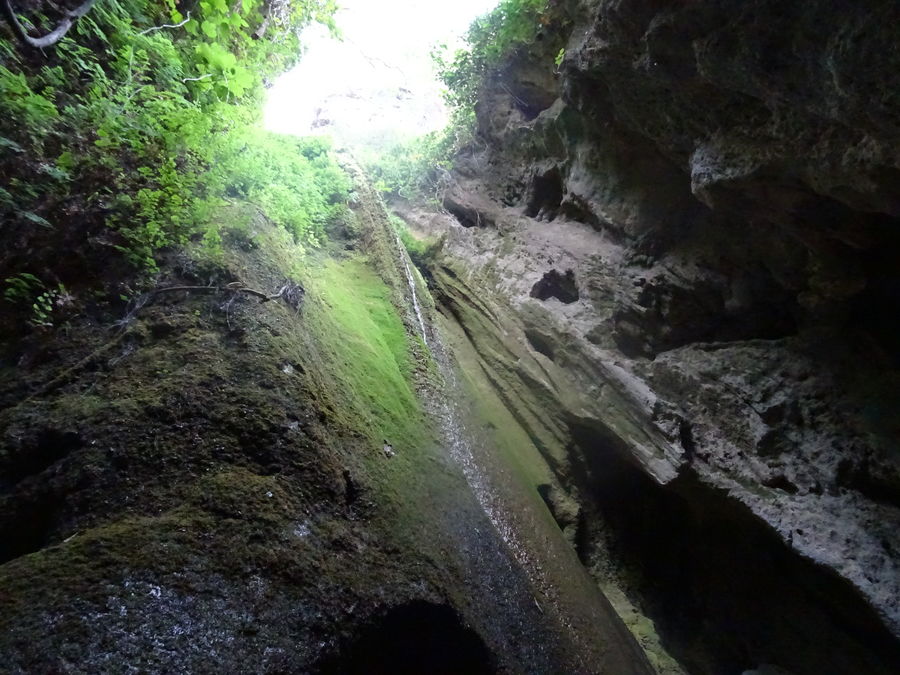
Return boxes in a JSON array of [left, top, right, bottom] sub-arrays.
[[24, 281, 303, 402], [151, 284, 293, 303], [138, 10, 190, 35], [2, 0, 98, 49], [182, 73, 213, 83]]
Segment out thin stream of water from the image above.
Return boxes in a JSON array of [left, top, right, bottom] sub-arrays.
[[392, 236, 554, 607], [390, 231, 652, 673], [394, 232, 428, 347]]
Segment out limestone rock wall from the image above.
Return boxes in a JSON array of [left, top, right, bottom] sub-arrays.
[[404, 1, 900, 672]]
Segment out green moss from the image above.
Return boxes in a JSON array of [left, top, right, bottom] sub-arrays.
[[438, 312, 559, 523], [302, 257, 425, 450], [389, 214, 442, 270], [51, 393, 109, 420]]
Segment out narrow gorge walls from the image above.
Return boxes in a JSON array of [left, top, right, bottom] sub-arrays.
[[396, 0, 900, 672]]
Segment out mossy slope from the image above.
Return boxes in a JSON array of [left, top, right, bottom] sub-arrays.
[[0, 185, 443, 671]]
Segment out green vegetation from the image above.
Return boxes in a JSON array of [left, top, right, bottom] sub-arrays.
[[1, 0, 428, 452], [434, 0, 551, 132], [2, 272, 69, 328], [357, 131, 456, 203], [361, 0, 559, 202], [387, 213, 441, 270], [0, 0, 346, 329]]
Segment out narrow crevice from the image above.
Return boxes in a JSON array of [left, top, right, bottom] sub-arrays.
[[524, 328, 556, 360]]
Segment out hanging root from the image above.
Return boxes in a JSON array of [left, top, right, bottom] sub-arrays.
[[147, 281, 305, 310], [25, 281, 304, 401], [2, 0, 99, 49]]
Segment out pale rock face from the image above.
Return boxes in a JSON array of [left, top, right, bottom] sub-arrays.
[[399, 0, 900, 672]]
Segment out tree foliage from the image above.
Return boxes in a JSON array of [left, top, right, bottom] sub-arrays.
[[0, 0, 346, 329], [362, 0, 559, 203], [434, 0, 553, 133], [357, 130, 458, 203]]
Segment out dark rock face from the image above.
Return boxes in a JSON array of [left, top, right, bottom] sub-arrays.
[[401, 0, 900, 672]]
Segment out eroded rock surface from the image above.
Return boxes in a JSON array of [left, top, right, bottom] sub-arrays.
[[0, 163, 655, 673], [397, 1, 900, 672]]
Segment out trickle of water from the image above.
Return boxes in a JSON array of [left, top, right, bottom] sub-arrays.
[[394, 232, 428, 347]]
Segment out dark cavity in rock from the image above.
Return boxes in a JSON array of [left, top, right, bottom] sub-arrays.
[[0, 490, 64, 564], [526, 167, 564, 221], [1, 428, 82, 488], [567, 420, 900, 675], [316, 600, 495, 675], [524, 329, 556, 360], [443, 195, 492, 228], [530, 269, 579, 304]]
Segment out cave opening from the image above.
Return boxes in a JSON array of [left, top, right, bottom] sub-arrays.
[[525, 167, 564, 220], [530, 269, 580, 304], [316, 600, 496, 675]]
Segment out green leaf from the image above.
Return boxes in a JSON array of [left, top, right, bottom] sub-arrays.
[[232, 67, 252, 91], [201, 20, 218, 38], [20, 211, 53, 228], [221, 51, 237, 70], [0, 136, 23, 153]]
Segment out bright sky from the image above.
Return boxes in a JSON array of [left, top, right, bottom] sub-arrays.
[[263, 0, 498, 145]]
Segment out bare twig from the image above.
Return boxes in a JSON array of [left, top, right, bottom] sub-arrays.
[[2, 0, 98, 49], [151, 284, 290, 303], [24, 282, 303, 402], [138, 11, 190, 35], [182, 73, 213, 83]]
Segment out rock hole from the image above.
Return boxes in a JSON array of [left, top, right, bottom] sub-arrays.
[[762, 474, 799, 494], [525, 167, 564, 220], [524, 329, 555, 360], [0, 492, 63, 564], [342, 469, 360, 507], [316, 600, 495, 675], [443, 196, 492, 228], [678, 420, 696, 460], [1, 429, 82, 488], [530, 269, 579, 304]]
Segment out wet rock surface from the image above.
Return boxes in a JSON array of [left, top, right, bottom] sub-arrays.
[[396, 0, 900, 672], [0, 168, 652, 672]]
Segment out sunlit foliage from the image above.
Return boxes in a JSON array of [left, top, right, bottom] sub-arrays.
[[363, 0, 557, 202], [0, 0, 345, 280]]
